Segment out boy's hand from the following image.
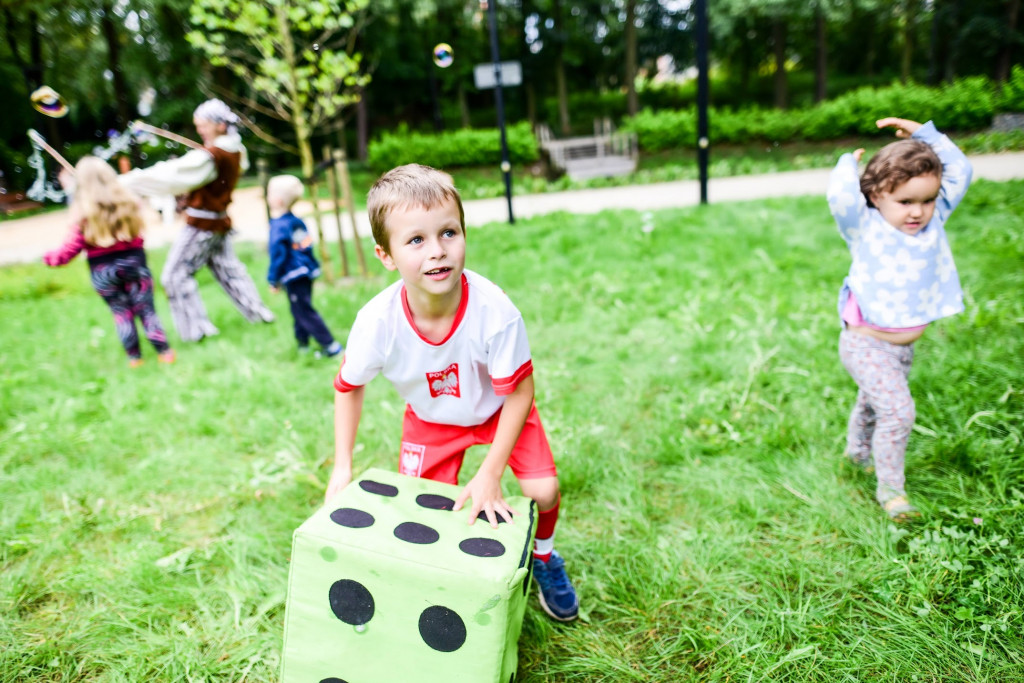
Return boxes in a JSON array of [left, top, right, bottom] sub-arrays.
[[876, 117, 922, 139], [453, 471, 518, 528], [269, 285, 280, 294], [853, 148, 865, 163], [324, 466, 352, 504]]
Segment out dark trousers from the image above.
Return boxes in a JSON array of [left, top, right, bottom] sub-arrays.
[[90, 253, 170, 358], [285, 278, 335, 348]]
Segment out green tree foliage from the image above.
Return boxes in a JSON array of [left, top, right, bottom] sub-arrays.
[[187, 0, 370, 177]]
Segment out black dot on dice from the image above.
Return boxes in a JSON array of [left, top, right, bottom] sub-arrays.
[[477, 510, 508, 523], [359, 480, 398, 497], [328, 579, 374, 625], [416, 494, 455, 510], [459, 538, 506, 557], [394, 521, 439, 544], [418, 605, 467, 652], [329, 507, 375, 528]]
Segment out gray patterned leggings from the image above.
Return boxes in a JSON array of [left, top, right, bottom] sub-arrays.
[[839, 329, 916, 503], [161, 226, 274, 342]]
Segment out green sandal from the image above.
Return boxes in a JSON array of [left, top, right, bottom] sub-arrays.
[[883, 495, 920, 522]]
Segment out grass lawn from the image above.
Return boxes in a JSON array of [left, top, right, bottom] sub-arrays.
[[1, 180, 1022, 681]]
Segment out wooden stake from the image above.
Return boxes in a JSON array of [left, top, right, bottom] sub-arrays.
[[333, 148, 368, 276], [307, 177, 333, 282], [324, 145, 351, 278]]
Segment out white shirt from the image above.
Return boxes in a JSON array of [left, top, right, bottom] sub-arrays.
[[826, 121, 972, 328], [335, 270, 533, 427], [118, 133, 249, 198]]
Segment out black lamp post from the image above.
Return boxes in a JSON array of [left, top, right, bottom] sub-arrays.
[[485, 0, 514, 223], [695, 0, 709, 204]]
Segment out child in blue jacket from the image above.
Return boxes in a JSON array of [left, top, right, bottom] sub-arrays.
[[266, 175, 343, 357]]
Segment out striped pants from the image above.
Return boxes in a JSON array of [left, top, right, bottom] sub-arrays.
[[839, 330, 916, 504], [161, 226, 274, 342], [90, 254, 170, 359]]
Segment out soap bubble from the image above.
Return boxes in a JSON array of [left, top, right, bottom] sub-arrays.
[[432, 43, 454, 68], [30, 86, 68, 118]]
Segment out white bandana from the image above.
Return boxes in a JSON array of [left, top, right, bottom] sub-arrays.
[[193, 99, 240, 135]]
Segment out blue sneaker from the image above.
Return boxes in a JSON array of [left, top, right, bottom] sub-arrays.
[[532, 550, 578, 621], [315, 342, 344, 359]]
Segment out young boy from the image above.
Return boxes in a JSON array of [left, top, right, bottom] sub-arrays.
[[266, 174, 342, 358], [325, 164, 578, 622]]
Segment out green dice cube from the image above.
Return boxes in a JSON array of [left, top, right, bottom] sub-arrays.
[[281, 468, 537, 683]]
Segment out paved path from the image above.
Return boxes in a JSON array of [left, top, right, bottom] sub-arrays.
[[2, 152, 1022, 266]]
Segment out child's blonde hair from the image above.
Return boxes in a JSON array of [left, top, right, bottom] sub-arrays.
[[267, 174, 305, 209], [367, 164, 464, 254], [861, 140, 942, 206], [74, 156, 144, 247]]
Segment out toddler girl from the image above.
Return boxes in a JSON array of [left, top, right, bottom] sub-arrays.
[[826, 117, 972, 520], [44, 156, 175, 368]]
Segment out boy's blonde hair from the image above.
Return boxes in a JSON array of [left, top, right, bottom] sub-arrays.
[[74, 156, 144, 247], [267, 174, 305, 209], [861, 139, 942, 205], [367, 164, 464, 254]]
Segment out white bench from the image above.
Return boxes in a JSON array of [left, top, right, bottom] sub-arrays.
[[536, 123, 638, 181]]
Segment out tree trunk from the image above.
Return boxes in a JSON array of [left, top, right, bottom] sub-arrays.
[[457, 82, 471, 128], [625, 0, 638, 116], [100, 1, 132, 130], [928, 0, 941, 84], [864, 12, 876, 78], [357, 87, 368, 162], [814, 8, 827, 103], [900, 0, 918, 83], [944, 0, 960, 81], [5, 8, 63, 151], [995, 0, 1020, 82], [525, 80, 537, 129], [772, 19, 788, 109], [553, 0, 571, 135]]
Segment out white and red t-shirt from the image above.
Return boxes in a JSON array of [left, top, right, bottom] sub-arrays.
[[334, 270, 533, 427]]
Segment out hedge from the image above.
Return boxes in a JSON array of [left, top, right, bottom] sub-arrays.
[[622, 68, 1024, 152], [367, 121, 539, 170]]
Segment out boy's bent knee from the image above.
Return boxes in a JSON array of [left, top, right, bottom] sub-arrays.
[[518, 476, 559, 510]]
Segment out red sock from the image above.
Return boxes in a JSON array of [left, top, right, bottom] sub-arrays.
[[533, 494, 560, 563]]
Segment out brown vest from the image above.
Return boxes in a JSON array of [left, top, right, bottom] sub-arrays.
[[185, 145, 241, 232]]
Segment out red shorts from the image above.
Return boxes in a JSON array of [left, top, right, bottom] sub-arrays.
[[399, 402, 557, 485]]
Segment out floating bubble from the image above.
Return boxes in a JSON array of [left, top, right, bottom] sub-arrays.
[[30, 86, 68, 118], [432, 43, 454, 68], [137, 86, 156, 117]]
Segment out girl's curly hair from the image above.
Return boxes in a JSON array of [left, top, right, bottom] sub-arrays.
[[860, 139, 941, 206]]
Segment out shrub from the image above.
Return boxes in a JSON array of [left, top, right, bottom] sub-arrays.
[[367, 121, 539, 170], [622, 76, 1007, 150], [994, 65, 1024, 112]]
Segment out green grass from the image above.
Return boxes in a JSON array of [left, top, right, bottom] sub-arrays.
[[2, 180, 1023, 681]]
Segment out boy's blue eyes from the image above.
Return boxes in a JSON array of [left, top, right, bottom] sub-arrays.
[[407, 230, 458, 245]]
